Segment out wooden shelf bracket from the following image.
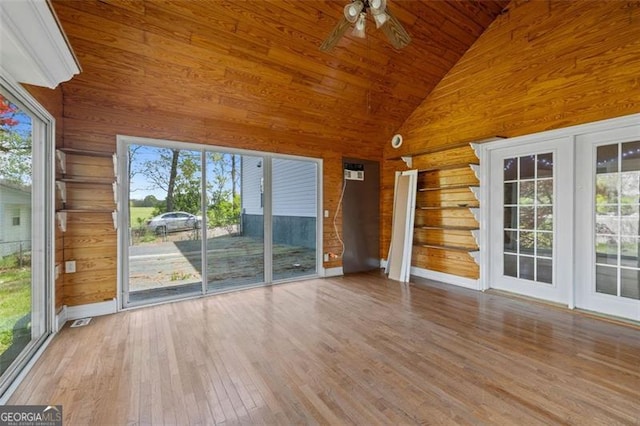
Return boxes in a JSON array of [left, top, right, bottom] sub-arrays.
[[55, 181, 66, 204], [56, 211, 67, 232], [56, 149, 66, 174], [112, 153, 118, 180]]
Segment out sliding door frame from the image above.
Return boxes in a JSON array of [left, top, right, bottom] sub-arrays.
[[117, 135, 323, 309], [0, 74, 55, 402]]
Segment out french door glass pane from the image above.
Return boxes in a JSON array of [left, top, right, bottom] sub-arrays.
[[0, 95, 33, 377], [128, 147, 202, 303], [272, 158, 317, 281], [503, 153, 554, 283], [594, 142, 640, 299], [207, 153, 264, 292]]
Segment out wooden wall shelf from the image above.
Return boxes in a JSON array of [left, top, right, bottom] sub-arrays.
[[416, 244, 478, 253], [57, 177, 115, 185], [417, 162, 479, 173], [411, 143, 482, 272], [417, 205, 479, 210], [55, 148, 118, 231], [57, 147, 114, 157], [419, 184, 476, 192], [416, 225, 478, 231]]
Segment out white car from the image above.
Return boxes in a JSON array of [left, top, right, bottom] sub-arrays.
[[146, 211, 202, 234]]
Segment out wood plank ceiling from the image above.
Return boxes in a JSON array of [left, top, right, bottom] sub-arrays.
[[51, 0, 509, 152]]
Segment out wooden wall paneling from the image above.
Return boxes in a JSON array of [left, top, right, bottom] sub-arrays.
[[417, 167, 479, 189], [323, 151, 344, 269], [384, 0, 640, 282], [62, 212, 117, 306], [62, 272, 116, 306], [47, 0, 508, 305], [414, 208, 479, 230], [413, 228, 478, 251], [384, 1, 640, 159], [411, 145, 479, 171], [412, 246, 479, 279], [416, 188, 479, 209]]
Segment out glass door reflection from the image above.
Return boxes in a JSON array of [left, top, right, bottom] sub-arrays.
[[272, 158, 317, 281], [127, 147, 202, 305], [595, 141, 640, 300], [206, 153, 264, 292]]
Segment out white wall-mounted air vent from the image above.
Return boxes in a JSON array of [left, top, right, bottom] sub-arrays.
[[344, 169, 364, 181]]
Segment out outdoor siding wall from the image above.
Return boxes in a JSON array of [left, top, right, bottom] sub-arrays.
[[241, 156, 263, 216], [0, 186, 32, 257], [272, 158, 317, 218], [381, 0, 640, 279], [242, 157, 317, 249]]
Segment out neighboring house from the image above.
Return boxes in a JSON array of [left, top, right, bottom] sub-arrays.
[[0, 181, 31, 258], [241, 157, 317, 249]]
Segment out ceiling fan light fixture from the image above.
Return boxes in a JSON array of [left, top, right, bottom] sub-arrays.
[[369, 0, 386, 12], [352, 12, 366, 38], [372, 11, 388, 28], [344, 1, 364, 23]]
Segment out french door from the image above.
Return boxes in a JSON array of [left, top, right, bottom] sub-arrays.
[[488, 138, 573, 304], [575, 125, 640, 320]]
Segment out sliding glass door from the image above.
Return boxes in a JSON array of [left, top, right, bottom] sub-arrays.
[[206, 153, 264, 292], [0, 82, 52, 398], [120, 138, 320, 307], [272, 158, 318, 281], [126, 146, 203, 305]]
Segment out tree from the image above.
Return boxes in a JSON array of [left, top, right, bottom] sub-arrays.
[[128, 144, 143, 187], [0, 95, 31, 185], [231, 154, 237, 212], [0, 97, 19, 129], [142, 195, 159, 207], [172, 154, 201, 214], [141, 148, 181, 212]]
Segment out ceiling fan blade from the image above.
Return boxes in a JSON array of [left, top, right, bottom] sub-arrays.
[[319, 16, 351, 52], [380, 8, 411, 49]]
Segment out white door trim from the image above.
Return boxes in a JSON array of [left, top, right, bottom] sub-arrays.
[[479, 113, 640, 314]]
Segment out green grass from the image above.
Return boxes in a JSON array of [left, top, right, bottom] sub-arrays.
[[130, 206, 155, 228], [0, 268, 31, 356]]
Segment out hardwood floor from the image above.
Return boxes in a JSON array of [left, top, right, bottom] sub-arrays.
[[9, 272, 640, 425]]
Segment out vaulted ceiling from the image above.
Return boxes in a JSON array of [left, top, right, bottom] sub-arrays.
[[52, 0, 509, 152]]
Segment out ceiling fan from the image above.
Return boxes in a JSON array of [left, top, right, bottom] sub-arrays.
[[319, 0, 411, 51]]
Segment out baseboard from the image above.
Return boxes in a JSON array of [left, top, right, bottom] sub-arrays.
[[65, 298, 117, 321], [410, 266, 480, 291], [323, 267, 344, 277], [55, 305, 67, 331]]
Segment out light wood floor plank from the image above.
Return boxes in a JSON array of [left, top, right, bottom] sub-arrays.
[[8, 271, 640, 424]]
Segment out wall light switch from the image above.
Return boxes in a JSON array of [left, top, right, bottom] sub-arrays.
[[324, 210, 329, 218], [65, 260, 76, 274]]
